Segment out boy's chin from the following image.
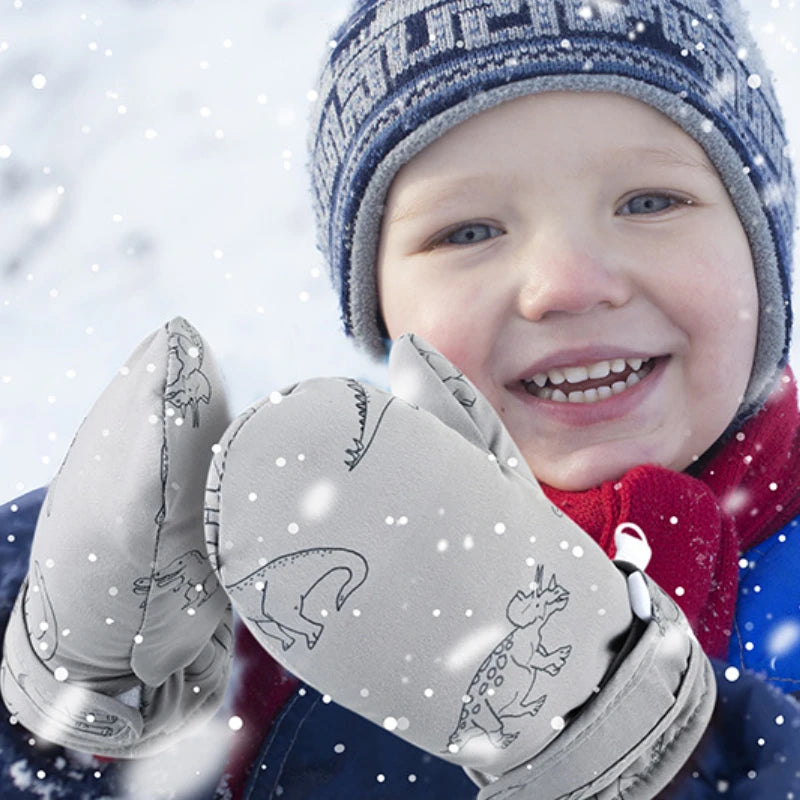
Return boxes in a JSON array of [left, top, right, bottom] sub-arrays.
[[534, 463, 632, 493], [525, 443, 690, 493]]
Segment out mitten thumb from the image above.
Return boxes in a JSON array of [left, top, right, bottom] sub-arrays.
[[389, 334, 536, 482]]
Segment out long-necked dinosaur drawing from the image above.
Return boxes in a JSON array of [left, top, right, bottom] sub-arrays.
[[226, 547, 369, 651]]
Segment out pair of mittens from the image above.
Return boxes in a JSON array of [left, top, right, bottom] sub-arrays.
[[1, 317, 234, 757], [207, 334, 716, 799]]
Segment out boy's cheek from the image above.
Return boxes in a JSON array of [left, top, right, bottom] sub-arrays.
[[685, 232, 756, 299], [383, 306, 499, 402], [399, 320, 481, 377], [382, 284, 479, 365]]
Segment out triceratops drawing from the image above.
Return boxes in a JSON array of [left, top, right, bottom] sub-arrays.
[[448, 566, 572, 752]]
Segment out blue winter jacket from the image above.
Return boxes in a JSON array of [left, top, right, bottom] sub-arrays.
[[2, 489, 799, 799]]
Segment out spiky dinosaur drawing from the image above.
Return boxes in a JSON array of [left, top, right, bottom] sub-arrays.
[[203, 453, 225, 565], [448, 566, 572, 753], [202, 405, 262, 568], [225, 547, 369, 650], [133, 549, 218, 611], [164, 320, 212, 428], [343, 380, 395, 470]]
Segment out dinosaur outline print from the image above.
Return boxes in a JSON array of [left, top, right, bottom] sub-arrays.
[[202, 405, 260, 569], [2, 667, 130, 740], [164, 319, 212, 428], [133, 549, 219, 611], [448, 566, 572, 753], [343, 380, 396, 471], [225, 547, 369, 651], [0, 661, 130, 741]]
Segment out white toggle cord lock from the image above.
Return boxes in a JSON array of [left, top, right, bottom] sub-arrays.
[[614, 523, 653, 622]]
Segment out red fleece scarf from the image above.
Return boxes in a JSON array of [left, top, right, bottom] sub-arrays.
[[543, 368, 800, 657]]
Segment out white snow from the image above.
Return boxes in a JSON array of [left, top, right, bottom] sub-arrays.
[[1, 1, 799, 501], [119, 715, 235, 799], [0, 0, 378, 501]]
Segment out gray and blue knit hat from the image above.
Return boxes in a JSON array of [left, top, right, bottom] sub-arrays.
[[308, 0, 795, 413]]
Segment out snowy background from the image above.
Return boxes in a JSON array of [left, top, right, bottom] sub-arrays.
[[1, 0, 798, 502]]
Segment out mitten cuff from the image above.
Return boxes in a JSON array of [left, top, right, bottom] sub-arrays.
[[472, 575, 716, 799], [1, 586, 233, 757]]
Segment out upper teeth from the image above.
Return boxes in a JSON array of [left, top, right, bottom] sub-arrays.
[[527, 357, 646, 389]]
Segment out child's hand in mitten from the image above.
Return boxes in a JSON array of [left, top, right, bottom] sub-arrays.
[[207, 334, 715, 799], [1, 318, 234, 757]]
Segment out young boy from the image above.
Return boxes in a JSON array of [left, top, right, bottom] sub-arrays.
[[304, 0, 798, 667], [2, 0, 800, 798]]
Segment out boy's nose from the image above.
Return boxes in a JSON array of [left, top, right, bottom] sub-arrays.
[[515, 233, 632, 322]]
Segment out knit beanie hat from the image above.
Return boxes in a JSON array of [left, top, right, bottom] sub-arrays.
[[308, 0, 795, 416]]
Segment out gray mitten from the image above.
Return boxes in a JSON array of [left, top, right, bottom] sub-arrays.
[[1, 317, 234, 757], [206, 334, 715, 799]]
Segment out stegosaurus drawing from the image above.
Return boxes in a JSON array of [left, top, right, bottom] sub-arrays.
[[448, 566, 572, 753], [343, 379, 395, 471]]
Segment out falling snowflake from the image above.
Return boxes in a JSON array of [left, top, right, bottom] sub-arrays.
[[766, 619, 800, 658]]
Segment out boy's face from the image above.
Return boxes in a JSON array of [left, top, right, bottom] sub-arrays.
[[377, 92, 758, 491]]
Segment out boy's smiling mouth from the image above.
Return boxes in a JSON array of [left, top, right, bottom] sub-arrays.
[[521, 357, 660, 404]]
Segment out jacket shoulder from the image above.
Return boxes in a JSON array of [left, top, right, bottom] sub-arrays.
[[730, 516, 800, 694]]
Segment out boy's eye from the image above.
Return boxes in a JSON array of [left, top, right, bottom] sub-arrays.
[[618, 193, 685, 216], [437, 222, 503, 246]]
